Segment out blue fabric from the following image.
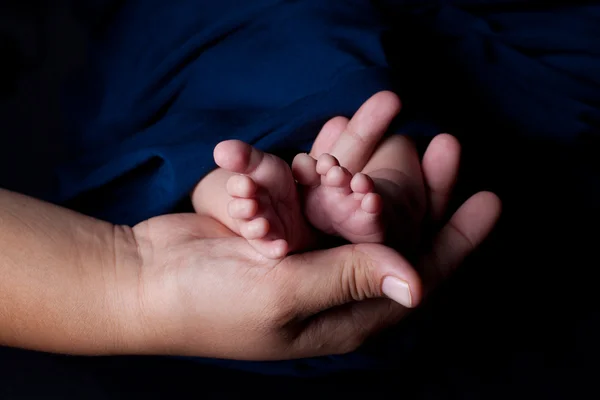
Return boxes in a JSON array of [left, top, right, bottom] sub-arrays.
[[2, 0, 599, 377], [54, 0, 399, 226], [53, 0, 600, 226]]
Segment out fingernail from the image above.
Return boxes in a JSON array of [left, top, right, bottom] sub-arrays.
[[382, 277, 412, 308]]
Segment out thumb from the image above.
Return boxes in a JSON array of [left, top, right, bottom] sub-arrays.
[[286, 243, 422, 313], [283, 244, 421, 357]]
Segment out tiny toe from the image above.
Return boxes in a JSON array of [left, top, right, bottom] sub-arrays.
[[291, 153, 320, 186], [226, 175, 257, 198], [269, 239, 289, 259], [316, 153, 339, 175], [350, 173, 374, 194], [228, 198, 258, 219], [214, 140, 264, 174], [250, 239, 289, 259], [324, 166, 352, 188], [361, 192, 382, 214], [240, 217, 270, 240]]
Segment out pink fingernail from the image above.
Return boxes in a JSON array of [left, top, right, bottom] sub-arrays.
[[382, 277, 413, 308]]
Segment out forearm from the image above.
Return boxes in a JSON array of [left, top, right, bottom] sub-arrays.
[[0, 189, 141, 355]]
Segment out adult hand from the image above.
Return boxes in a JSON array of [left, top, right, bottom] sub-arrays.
[[309, 90, 501, 303], [125, 92, 500, 359], [128, 199, 495, 361]]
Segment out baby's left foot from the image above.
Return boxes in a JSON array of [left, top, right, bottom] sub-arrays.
[[292, 153, 384, 243], [214, 140, 313, 259]]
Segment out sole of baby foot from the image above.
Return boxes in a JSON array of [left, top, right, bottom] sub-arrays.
[[215, 140, 313, 259], [300, 153, 385, 244]]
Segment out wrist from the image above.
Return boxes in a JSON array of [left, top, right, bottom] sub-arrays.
[[100, 223, 152, 355], [115, 219, 186, 356], [0, 190, 156, 355]]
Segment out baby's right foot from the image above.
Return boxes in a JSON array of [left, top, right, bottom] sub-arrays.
[[292, 153, 385, 244]]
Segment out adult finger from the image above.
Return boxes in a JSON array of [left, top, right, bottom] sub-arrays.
[[420, 191, 501, 292], [310, 116, 348, 158], [363, 135, 421, 180], [292, 297, 403, 357], [326, 91, 401, 174], [285, 192, 499, 357], [363, 134, 425, 217], [285, 243, 422, 313], [422, 134, 461, 222], [283, 243, 419, 356], [293, 192, 500, 357]]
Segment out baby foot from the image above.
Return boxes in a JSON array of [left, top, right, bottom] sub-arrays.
[[292, 153, 384, 243], [214, 140, 312, 259]]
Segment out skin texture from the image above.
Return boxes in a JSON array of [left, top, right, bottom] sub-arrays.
[[0, 189, 141, 355], [0, 92, 501, 360]]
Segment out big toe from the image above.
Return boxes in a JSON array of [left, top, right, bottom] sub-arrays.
[[250, 239, 289, 260], [292, 153, 319, 186], [214, 140, 261, 173]]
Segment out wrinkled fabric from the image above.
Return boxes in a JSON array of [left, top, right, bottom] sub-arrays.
[[51, 0, 600, 226]]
